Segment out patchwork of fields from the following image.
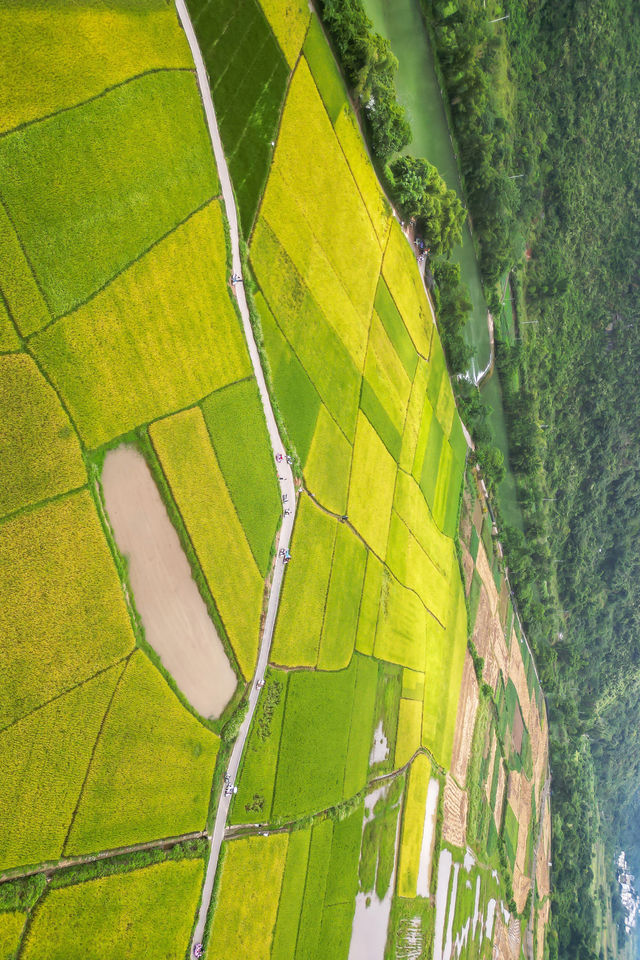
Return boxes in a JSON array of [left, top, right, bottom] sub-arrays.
[[0, 1, 549, 959]]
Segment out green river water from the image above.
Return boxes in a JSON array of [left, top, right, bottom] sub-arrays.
[[362, 0, 523, 529]]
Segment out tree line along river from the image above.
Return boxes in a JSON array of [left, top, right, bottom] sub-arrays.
[[362, 0, 523, 529]]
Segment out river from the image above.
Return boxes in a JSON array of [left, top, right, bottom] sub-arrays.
[[362, 0, 523, 530]]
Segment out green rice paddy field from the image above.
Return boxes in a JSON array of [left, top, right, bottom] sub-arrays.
[[0, 0, 547, 957]]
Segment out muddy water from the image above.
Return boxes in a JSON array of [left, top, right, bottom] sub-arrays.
[[101, 446, 236, 718]]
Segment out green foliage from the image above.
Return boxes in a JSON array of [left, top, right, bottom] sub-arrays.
[[201, 378, 281, 577], [271, 830, 311, 960], [324, 803, 364, 905], [21, 859, 204, 960], [374, 277, 419, 380], [187, 0, 289, 236], [0, 71, 218, 317], [294, 820, 333, 960], [231, 670, 288, 824], [387, 156, 464, 256]]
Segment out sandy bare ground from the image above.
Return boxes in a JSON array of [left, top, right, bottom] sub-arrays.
[[536, 804, 551, 898], [461, 543, 474, 597], [507, 639, 534, 733], [102, 446, 236, 718], [493, 914, 521, 960], [506, 769, 533, 913], [536, 898, 550, 960], [442, 774, 467, 848], [450, 651, 479, 788]]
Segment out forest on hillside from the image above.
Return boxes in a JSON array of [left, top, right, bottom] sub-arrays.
[[422, 0, 640, 957], [320, 0, 640, 957]]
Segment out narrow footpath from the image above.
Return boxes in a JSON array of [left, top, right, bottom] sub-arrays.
[[174, 0, 297, 948]]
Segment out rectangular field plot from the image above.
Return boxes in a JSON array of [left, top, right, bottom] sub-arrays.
[[0, 4, 192, 135], [256, 292, 320, 464], [0, 298, 19, 351], [303, 404, 353, 515], [348, 412, 397, 558], [422, 577, 467, 770], [295, 819, 333, 959], [303, 16, 348, 123], [399, 360, 430, 472], [394, 697, 423, 768], [0, 71, 218, 319], [382, 220, 433, 358], [65, 651, 219, 855], [188, 0, 289, 235], [364, 312, 412, 438], [272, 830, 312, 960], [260, 165, 370, 370], [398, 753, 435, 898], [318, 523, 367, 670], [251, 218, 361, 442], [33, 202, 250, 448], [0, 911, 24, 956], [150, 406, 263, 681], [374, 572, 427, 673], [231, 670, 288, 824], [385, 512, 451, 627], [208, 835, 288, 960], [21, 859, 203, 960], [0, 665, 121, 872], [272, 655, 375, 820], [0, 490, 135, 729], [270, 493, 336, 667], [263, 59, 382, 322], [393, 471, 453, 578], [0, 354, 85, 519], [374, 277, 419, 379], [355, 555, 384, 658], [202, 378, 281, 577]]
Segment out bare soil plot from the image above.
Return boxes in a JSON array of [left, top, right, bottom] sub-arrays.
[[460, 487, 473, 546], [536, 805, 551, 897], [102, 446, 236, 718], [450, 651, 479, 788], [507, 769, 533, 912], [442, 774, 467, 848], [472, 498, 484, 535], [507, 639, 533, 733], [493, 914, 520, 960], [511, 702, 524, 754], [536, 898, 550, 960], [484, 736, 497, 804], [499, 580, 509, 628], [461, 544, 474, 596]]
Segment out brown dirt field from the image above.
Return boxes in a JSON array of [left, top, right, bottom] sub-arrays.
[[472, 497, 484, 535], [450, 651, 480, 788], [536, 805, 551, 897], [508, 638, 534, 733], [536, 898, 551, 960], [442, 774, 467, 848], [505, 768, 534, 912], [493, 914, 520, 960], [460, 487, 474, 546], [494, 762, 506, 831], [461, 544, 475, 597], [102, 446, 236, 718], [476, 541, 500, 615], [511, 702, 524, 754]]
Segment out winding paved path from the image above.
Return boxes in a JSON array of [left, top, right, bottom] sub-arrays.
[[174, 0, 297, 948]]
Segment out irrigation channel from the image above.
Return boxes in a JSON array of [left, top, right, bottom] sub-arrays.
[[174, 0, 296, 948], [362, 0, 523, 530]]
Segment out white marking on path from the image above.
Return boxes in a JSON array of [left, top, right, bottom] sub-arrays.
[[173, 0, 297, 949]]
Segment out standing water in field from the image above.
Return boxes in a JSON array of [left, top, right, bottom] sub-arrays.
[[101, 446, 236, 718], [361, 0, 490, 380]]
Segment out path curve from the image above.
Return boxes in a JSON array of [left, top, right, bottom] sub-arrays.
[[174, 0, 297, 947]]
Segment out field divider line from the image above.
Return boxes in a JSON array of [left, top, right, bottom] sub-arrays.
[[174, 0, 297, 948], [0, 831, 208, 887]]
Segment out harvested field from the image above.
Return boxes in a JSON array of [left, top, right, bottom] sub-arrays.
[[102, 446, 236, 718], [484, 737, 497, 804], [508, 639, 534, 734], [471, 585, 507, 691], [494, 763, 506, 831], [536, 805, 551, 897], [506, 769, 533, 912], [493, 914, 520, 960], [461, 544, 475, 597], [450, 652, 479, 788], [499, 579, 510, 627], [442, 774, 467, 848], [511, 702, 524, 754]]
